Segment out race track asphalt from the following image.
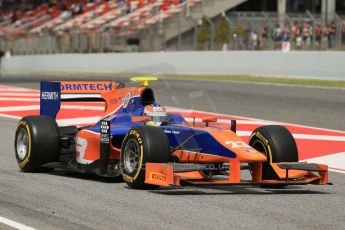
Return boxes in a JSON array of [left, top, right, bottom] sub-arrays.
[[0, 76, 344, 230]]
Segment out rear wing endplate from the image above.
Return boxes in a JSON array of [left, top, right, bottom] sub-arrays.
[[40, 81, 119, 119]]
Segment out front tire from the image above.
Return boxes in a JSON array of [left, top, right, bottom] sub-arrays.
[[249, 125, 298, 185], [15, 115, 60, 172], [120, 126, 171, 189]]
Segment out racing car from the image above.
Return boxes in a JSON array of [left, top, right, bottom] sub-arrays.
[[14, 78, 330, 189]]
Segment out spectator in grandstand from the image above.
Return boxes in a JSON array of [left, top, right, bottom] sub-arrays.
[[71, 3, 84, 16], [272, 24, 283, 49], [283, 23, 291, 39], [295, 23, 303, 50], [259, 26, 268, 50], [237, 33, 245, 50], [49, 4, 61, 19], [126, 1, 132, 14], [328, 21, 336, 49], [282, 30, 290, 42], [302, 21, 311, 49], [341, 21, 345, 48], [11, 8, 17, 23], [322, 25, 329, 50], [15, 18, 22, 28], [310, 20, 316, 46], [292, 21, 300, 42], [119, 0, 126, 7], [315, 24, 322, 50], [233, 25, 245, 50], [249, 30, 258, 50], [59, 4, 70, 20]]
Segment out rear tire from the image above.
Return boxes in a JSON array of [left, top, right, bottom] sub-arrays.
[[14, 115, 60, 172], [249, 125, 298, 187], [120, 126, 170, 189]]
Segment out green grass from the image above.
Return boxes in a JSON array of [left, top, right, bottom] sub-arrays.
[[142, 73, 345, 89]]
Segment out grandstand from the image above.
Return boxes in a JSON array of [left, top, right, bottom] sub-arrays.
[[0, 0, 344, 54]]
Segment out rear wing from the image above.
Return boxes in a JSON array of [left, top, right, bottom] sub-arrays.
[[40, 81, 121, 119]]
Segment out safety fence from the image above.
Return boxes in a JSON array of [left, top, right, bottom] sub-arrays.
[[1, 11, 345, 54]]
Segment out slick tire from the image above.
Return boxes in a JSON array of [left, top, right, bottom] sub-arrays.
[[120, 126, 170, 189], [15, 115, 60, 172], [249, 125, 298, 187]]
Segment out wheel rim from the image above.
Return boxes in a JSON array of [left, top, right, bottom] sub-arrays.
[[16, 128, 29, 161], [123, 139, 140, 174]]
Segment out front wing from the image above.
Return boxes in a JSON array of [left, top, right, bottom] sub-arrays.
[[145, 162, 330, 187]]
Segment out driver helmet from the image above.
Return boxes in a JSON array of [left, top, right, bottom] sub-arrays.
[[144, 103, 168, 126]]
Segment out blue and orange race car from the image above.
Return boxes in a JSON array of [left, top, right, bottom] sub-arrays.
[[14, 78, 330, 189]]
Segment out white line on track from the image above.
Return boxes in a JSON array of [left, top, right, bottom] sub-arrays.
[[0, 216, 37, 230], [0, 92, 39, 97], [0, 112, 344, 142], [0, 85, 38, 90], [62, 105, 104, 111], [328, 168, 345, 174], [172, 107, 345, 135], [1, 91, 344, 134], [152, 111, 345, 136], [0, 97, 39, 101], [0, 105, 104, 112], [293, 134, 345, 141], [237, 131, 345, 142], [0, 113, 21, 120], [0, 90, 340, 133], [0, 105, 40, 112], [184, 117, 275, 125], [0, 88, 36, 92], [57, 116, 101, 126], [0, 113, 101, 125], [167, 107, 258, 120], [306, 152, 345, 174]]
